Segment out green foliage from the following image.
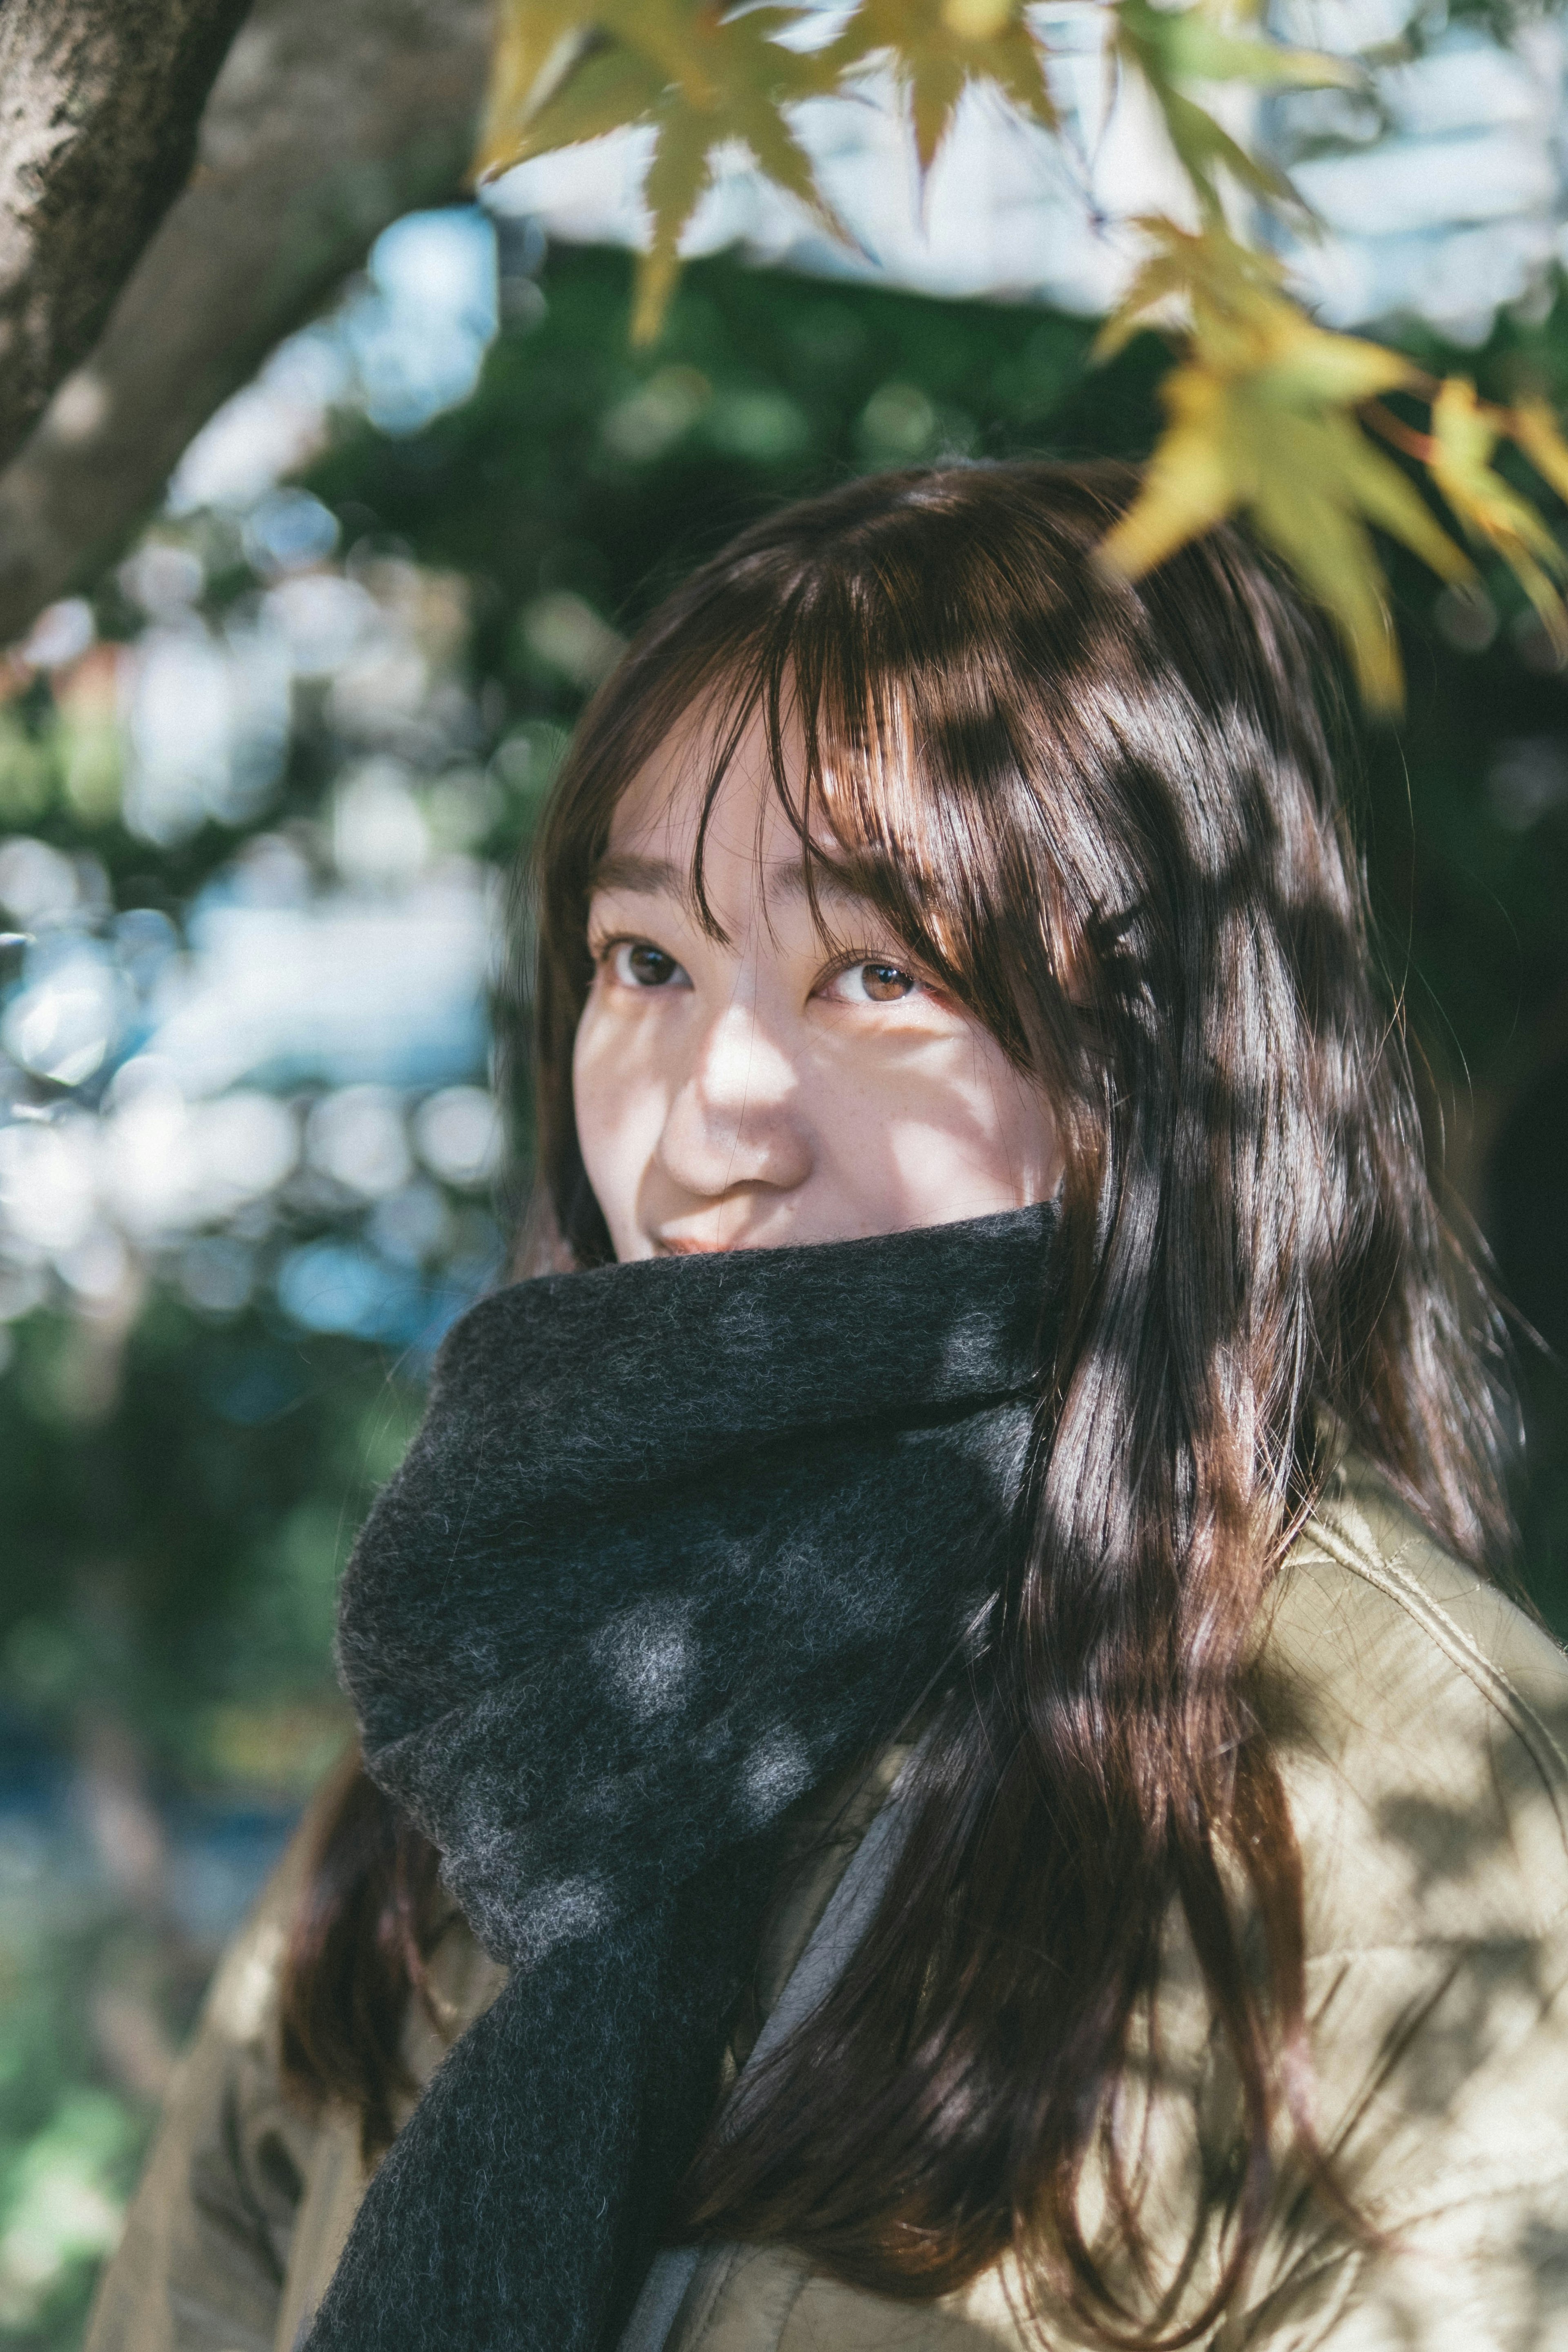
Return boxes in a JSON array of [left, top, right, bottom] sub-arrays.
[[307, 246, 1160, 659], [0, 1922, 158, 2350], [0, 1303, 420, 1776], [478, 0, 1568, 706]]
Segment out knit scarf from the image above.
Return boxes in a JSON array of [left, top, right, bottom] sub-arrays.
[[307, 1203, 1058, 2352]]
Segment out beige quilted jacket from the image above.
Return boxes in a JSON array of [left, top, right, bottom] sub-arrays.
[[86, 1455, 1568, 2351]]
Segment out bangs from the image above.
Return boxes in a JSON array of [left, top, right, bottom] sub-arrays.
[[535, 451, 1300, 1224], [637, 574, 1076, 1074]]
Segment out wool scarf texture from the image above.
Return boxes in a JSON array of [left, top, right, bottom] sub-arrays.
[[307, 1202, 1059, 2352]]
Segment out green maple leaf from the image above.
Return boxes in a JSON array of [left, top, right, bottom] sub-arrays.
[[823, 0, 1056, 175], [1097, 226, 1471, 708], [1429, 379, 1568, 653], [485, 1, 845, 342], [1114, 0, 1355, 213], [477, 2, 599, 178]]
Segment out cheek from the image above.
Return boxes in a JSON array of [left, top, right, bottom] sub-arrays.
[[571, 1001, 670, 1219], [812, 1032, 1059, 1216], [988, 1056, 1061, 1182]]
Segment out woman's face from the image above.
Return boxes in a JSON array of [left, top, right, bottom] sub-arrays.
[[573, 708, 1062, 1261]]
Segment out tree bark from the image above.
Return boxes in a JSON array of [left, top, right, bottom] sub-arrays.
[[0, 0, 492, 647], [0, 0, 256, 471]]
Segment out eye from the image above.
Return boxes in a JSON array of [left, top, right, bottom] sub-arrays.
[[607, 939, 690, 990], [829, 959, 918, 1005]]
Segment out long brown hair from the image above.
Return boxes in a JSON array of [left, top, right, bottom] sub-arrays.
[[285, 461, 1515, 2335]]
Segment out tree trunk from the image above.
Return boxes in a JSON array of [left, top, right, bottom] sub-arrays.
[[0, 0, 492, 648], [0, 0, 256, 470]]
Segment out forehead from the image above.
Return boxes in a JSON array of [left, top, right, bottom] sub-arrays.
[[591, 725, 878, 938], [588, 846, 871, 927], [598, 694, 855, 889], [605, 697, 783, 853]]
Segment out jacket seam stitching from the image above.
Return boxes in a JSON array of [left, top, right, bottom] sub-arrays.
[[1301, 1908, 1568, 1962], [1300, 1509, 1568, 1852], [1365, 2149, 1568, 2236]]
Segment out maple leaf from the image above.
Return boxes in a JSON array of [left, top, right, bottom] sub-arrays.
[[1428, 379, 1568, 655], [475, 2, 597, 180], [1094, 221, 1281, 362], [1097, 227, 1472, 708], [1510, 397, 1568, 509], [1135, 0, 1359, 88], [1114, 0, 1356, 213], [474, 5, 1568, 712], [483, 2, 844, 343], [822, 0, 1056, 176]]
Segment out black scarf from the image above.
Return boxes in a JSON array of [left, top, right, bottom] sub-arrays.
[[306, 1203, 1058, 2352]]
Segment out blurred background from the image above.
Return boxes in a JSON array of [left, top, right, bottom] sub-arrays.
[[7, 3, 1568, 2341]]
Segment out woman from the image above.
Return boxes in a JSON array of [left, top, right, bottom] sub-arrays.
[[87, 461, 1568, 2352]]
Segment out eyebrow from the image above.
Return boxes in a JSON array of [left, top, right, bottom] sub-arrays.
[[588, 850, 875, 914], [588, 852, 684, 898]]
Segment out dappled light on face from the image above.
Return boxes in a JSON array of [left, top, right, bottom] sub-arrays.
[[571, 716, 1062, 1259], [882, 1086, 1052, 1228]]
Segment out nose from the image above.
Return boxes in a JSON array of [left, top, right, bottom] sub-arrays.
[[652, 998, 811, 1202]]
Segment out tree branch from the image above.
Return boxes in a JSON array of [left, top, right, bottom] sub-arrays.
[[0, 0, 256, 469], [0, 0, 492, 647]]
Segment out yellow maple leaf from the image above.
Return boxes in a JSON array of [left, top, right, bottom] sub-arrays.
[[1136, 0, 1358, 88], [941, 0, 1015, 33], [1097, 227, 1472, 708], [1097, 220, 1293, 363], [822, 0, 1056, 176], [482, 2, 845, 343], [1114, 0, 1355, 214], [476, 2, 597, 179], [474, 8, 1568, 710], [1510, 397, 1568, 510], [1428, 379, 1568, 653]]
